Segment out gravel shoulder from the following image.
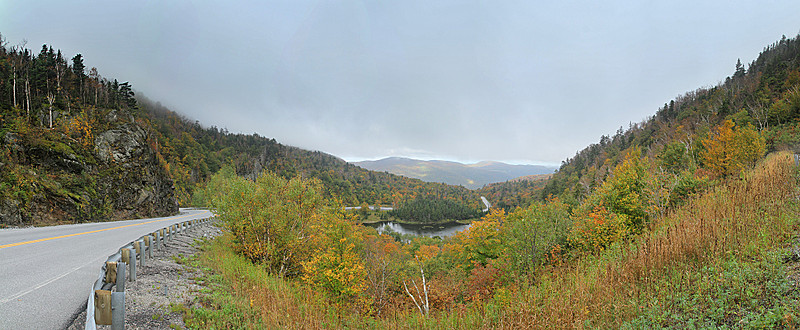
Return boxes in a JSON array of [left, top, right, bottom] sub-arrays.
[[67, 221, 222, 329]]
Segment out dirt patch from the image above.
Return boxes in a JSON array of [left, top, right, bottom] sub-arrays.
[[66, 221, 221, 329]]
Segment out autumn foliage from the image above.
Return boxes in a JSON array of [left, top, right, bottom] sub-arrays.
[[184, 34, 800, 328], [205, 166, 325, 277], [700, 119, 765, 177]]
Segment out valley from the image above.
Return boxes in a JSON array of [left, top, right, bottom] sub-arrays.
[[354, 157, 556, 189], [2, 19, 800, 329]]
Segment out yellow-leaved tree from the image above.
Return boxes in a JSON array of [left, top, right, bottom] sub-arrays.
[[701, 119, 765, 177], [301, 211, 369, 310], [445, 208, 505, 269]]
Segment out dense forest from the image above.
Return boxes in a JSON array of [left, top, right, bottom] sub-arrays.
[[388, 193, 483, 223]]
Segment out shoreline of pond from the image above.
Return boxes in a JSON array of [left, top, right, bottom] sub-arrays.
[[360, 217, 474, 226], [363, 220, 473, 238]]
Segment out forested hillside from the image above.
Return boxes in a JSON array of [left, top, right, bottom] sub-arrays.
[[476, 173, 551, 211], [542, 34, 800, 204], [0, 35, 176, 225], [138, 98, 481, 211]]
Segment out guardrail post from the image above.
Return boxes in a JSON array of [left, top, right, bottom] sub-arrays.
[[133, 241, 142, 267], [137, 240, 146, 267], [152, 232, 159, 250], [94, 290, 112, 325], [116, 262, 126, 292], [145, 236, 152, 258], [105, 262, 117, 286], [111, 291, 125, 330], [121, 248, 136, 281]]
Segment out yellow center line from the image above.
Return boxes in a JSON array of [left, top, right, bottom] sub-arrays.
[[0, 211, 210, 250]]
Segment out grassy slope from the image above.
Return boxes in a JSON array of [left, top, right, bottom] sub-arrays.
[[184, 152, 800, 328], [504, 152, 800, 328]]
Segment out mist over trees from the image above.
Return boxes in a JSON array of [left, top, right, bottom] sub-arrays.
[[541, 34, 800, 206]]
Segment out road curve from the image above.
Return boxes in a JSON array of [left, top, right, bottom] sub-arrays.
[[480, 196, 491, 212], [0, 208, 212, 330]]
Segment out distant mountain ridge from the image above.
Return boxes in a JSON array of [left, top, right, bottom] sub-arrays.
[[353, 157, 556, 189]]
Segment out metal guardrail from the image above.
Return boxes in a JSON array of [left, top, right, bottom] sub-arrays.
[[84, 217, 214, 330]]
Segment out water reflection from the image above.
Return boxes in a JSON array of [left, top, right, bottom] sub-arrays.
[[365, 221, 471, 238]]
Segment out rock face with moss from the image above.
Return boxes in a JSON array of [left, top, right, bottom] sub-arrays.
[[93, 122, 178, 221], [0, 115, 177, 226]]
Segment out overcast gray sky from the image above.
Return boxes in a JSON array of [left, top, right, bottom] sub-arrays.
[[2, 1, 799, 165]]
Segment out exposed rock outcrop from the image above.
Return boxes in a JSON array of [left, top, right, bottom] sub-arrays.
[[94, 123, 178, 220], [0, 118, 177, 226]]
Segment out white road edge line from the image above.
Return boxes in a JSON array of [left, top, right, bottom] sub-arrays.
[[0, 255, 107, 304]]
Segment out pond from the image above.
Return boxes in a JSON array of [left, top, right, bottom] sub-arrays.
[[364, 221, 472, 238]]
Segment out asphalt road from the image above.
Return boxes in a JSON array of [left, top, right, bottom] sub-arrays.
[[480, 196, 491, 212], [0, 208, 212, 329]]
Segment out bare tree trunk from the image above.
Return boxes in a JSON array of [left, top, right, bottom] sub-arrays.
[[403, 280, 423, 315], [12, 68, 17, 108], [402, 256, 429, 316], [420, 258, 429, 315], [47, 93, 55, 129], [25, 74, 31, 117]]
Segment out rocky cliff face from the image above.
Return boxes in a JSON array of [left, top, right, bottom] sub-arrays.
[[0, 115, 177, 226], [94, 123, 178, 220]]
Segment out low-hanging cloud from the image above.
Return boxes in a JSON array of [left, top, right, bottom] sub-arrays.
[[2, 1, 800, 165]]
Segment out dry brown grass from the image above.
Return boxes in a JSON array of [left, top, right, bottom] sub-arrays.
[[501, 152, 799, 328]]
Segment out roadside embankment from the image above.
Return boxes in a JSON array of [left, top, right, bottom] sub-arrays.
[[67, 220, 221, 329]]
